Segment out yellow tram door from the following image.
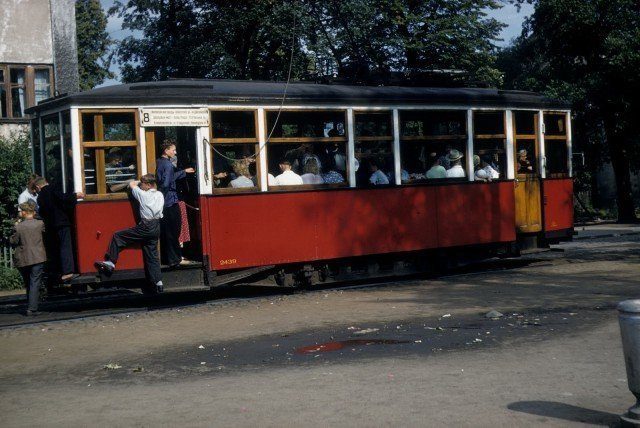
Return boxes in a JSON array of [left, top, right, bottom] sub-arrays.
[[513, 111, 542, 233]]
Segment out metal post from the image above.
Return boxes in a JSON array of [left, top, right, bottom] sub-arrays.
[[618, 300, 640, 427]]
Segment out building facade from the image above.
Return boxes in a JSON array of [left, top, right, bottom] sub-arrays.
[[0, 0, 79, 138]]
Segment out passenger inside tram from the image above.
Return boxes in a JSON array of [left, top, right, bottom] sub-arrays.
[[368, 158, 390, 185], [444, 150, 465, 178], [105, 148, 136, 192], [426, 152, 446, 179], [273, 159, 303, 185], [229, 160, 254, 188], [518, 149, 534, 173], [300, 158, 324, 184], [475, 155, 500, 181]]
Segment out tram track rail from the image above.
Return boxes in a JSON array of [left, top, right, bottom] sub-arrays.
[[0, 249, 571, 330]]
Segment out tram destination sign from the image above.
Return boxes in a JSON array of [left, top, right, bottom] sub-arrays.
[[139, 108, 209, 127]]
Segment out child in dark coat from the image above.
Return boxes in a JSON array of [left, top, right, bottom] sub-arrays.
[[10, 201, 46, 315]]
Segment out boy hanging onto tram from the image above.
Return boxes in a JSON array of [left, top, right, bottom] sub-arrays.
[[95, 174, 165, 293]]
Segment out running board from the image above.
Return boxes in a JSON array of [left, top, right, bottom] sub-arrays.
[[211, 265, 275, 287]]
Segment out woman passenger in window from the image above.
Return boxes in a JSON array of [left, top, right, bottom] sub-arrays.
[[300, 158, 324, 184], [445, 149, 465, 178], [229, 160, 254, 188], [518, 149, 533, 173], [475, 155, 500, 181], [320, 155, 345, 184], [426, 153, 447, 179]]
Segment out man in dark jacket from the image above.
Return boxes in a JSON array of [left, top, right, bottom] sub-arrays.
[[33, 177, 84, 282], [156, 140, 194, 267]]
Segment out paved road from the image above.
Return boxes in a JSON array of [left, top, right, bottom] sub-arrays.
[[1, 234, 638, 427]]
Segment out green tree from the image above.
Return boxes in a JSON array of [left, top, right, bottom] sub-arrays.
[[0, 131, 32, 241], [110, 0, 505, 86], [500, 0, 640, 222], [76, 0, 114, 90]]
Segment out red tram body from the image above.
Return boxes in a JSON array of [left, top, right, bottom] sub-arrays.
[[26, 80, 574, 291]]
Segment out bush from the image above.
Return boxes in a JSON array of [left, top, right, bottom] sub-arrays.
[[0, 266, 24, 291], [0, 131, 32, 241]]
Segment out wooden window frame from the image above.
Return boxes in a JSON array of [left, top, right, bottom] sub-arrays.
[[78, 109, 141, 201], [354, 111, 395, 186], [543, 112, 570, 178], [471, 110, 509, 181], [398, 109, 469, 184], [210, 109, 262, 194], [513, 111, 540, 177], [263, 109, 350, 191], [0, 64, 54, 120]]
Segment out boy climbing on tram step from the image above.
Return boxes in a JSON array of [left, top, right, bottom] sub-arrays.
[[10, 201, 46, 316], [95, 174, 165, 293]]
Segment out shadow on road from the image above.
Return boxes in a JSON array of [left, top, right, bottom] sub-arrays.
[[508, 400, 620, 426]]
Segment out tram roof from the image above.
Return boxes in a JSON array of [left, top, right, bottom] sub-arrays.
[[26, 79, 570, 113]]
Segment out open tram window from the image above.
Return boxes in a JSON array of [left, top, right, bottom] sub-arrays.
[[514, 111, 538, 175], [355, 112, 394, 186], [473, 111, 506, 181], [399, 110, 467, 182], [42, 114, 63, 190], [79, 110, 140, 198], [210, 110, 260, 192], [266, 110, 348, 189], [31, 118, 42, 175], [544, 113, 569, 177]]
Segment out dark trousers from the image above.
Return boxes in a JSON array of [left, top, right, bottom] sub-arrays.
[[160, 204, 181, 266], [57, 226, 75, 275], [19, 263, 44, 312], [106, 220, 162, 285]]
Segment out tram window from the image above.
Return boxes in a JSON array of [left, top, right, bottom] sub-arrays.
[[31, 118, 42, 175], [105, 147, 138, 193], [400, 110, 467, 182], [355, 112, 394, 186], [210, 110, 260, 192], [473, 112, 505, 181], [82, 148, 98, 195], [268, 142, 348, 186], [514, 111, 536, 136], [545, 142, 568, 175], [62, 111, 73, 192], [516, 140, 537, 174], [42, 114, 63, 190], [79, 111, 140, 198], [212, 111, 256, 139], [266, 110, 348, 189], [212, 144, 259, 190], [544, 114, 566, 136], [266, 111, 346, 139]]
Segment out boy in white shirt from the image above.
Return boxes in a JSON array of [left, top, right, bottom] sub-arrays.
[[95, 174, 165, 293]]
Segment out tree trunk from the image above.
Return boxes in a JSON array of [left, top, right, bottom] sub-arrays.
[[603, 119, 638, 223]]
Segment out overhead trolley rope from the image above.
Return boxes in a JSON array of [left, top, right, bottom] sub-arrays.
[[205, 12, 298, 165]]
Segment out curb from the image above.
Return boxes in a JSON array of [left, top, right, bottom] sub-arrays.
[[574, 231, 640, 241]]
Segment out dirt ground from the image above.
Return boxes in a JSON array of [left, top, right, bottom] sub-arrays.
[[0, 235, 638, 427]]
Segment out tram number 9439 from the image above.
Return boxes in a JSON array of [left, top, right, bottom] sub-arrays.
[[219, 258, 237, 266]]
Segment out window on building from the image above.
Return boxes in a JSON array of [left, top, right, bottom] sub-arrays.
[[473, 111, 506, 181], [400, 110, 467, 182], [210, 110, 260, 192], [355, 112, 394, 186], [514, 111, 538, 175], [80, 111, 140, 197], [0, 64, 54, 119], [544, 113, 569, 176], [266, 110, 348, 188]]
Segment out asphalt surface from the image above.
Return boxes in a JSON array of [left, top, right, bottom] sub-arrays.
[[0, 233, 638, 427]]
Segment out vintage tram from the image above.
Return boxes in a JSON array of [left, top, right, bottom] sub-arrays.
[[25, 80, 573, 291]]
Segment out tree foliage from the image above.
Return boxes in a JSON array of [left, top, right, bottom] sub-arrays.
[[76, 0, 114, 90], [500, 0, 640, 221], [109, 0, 505, 86], [0, 131, 32, 241]]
